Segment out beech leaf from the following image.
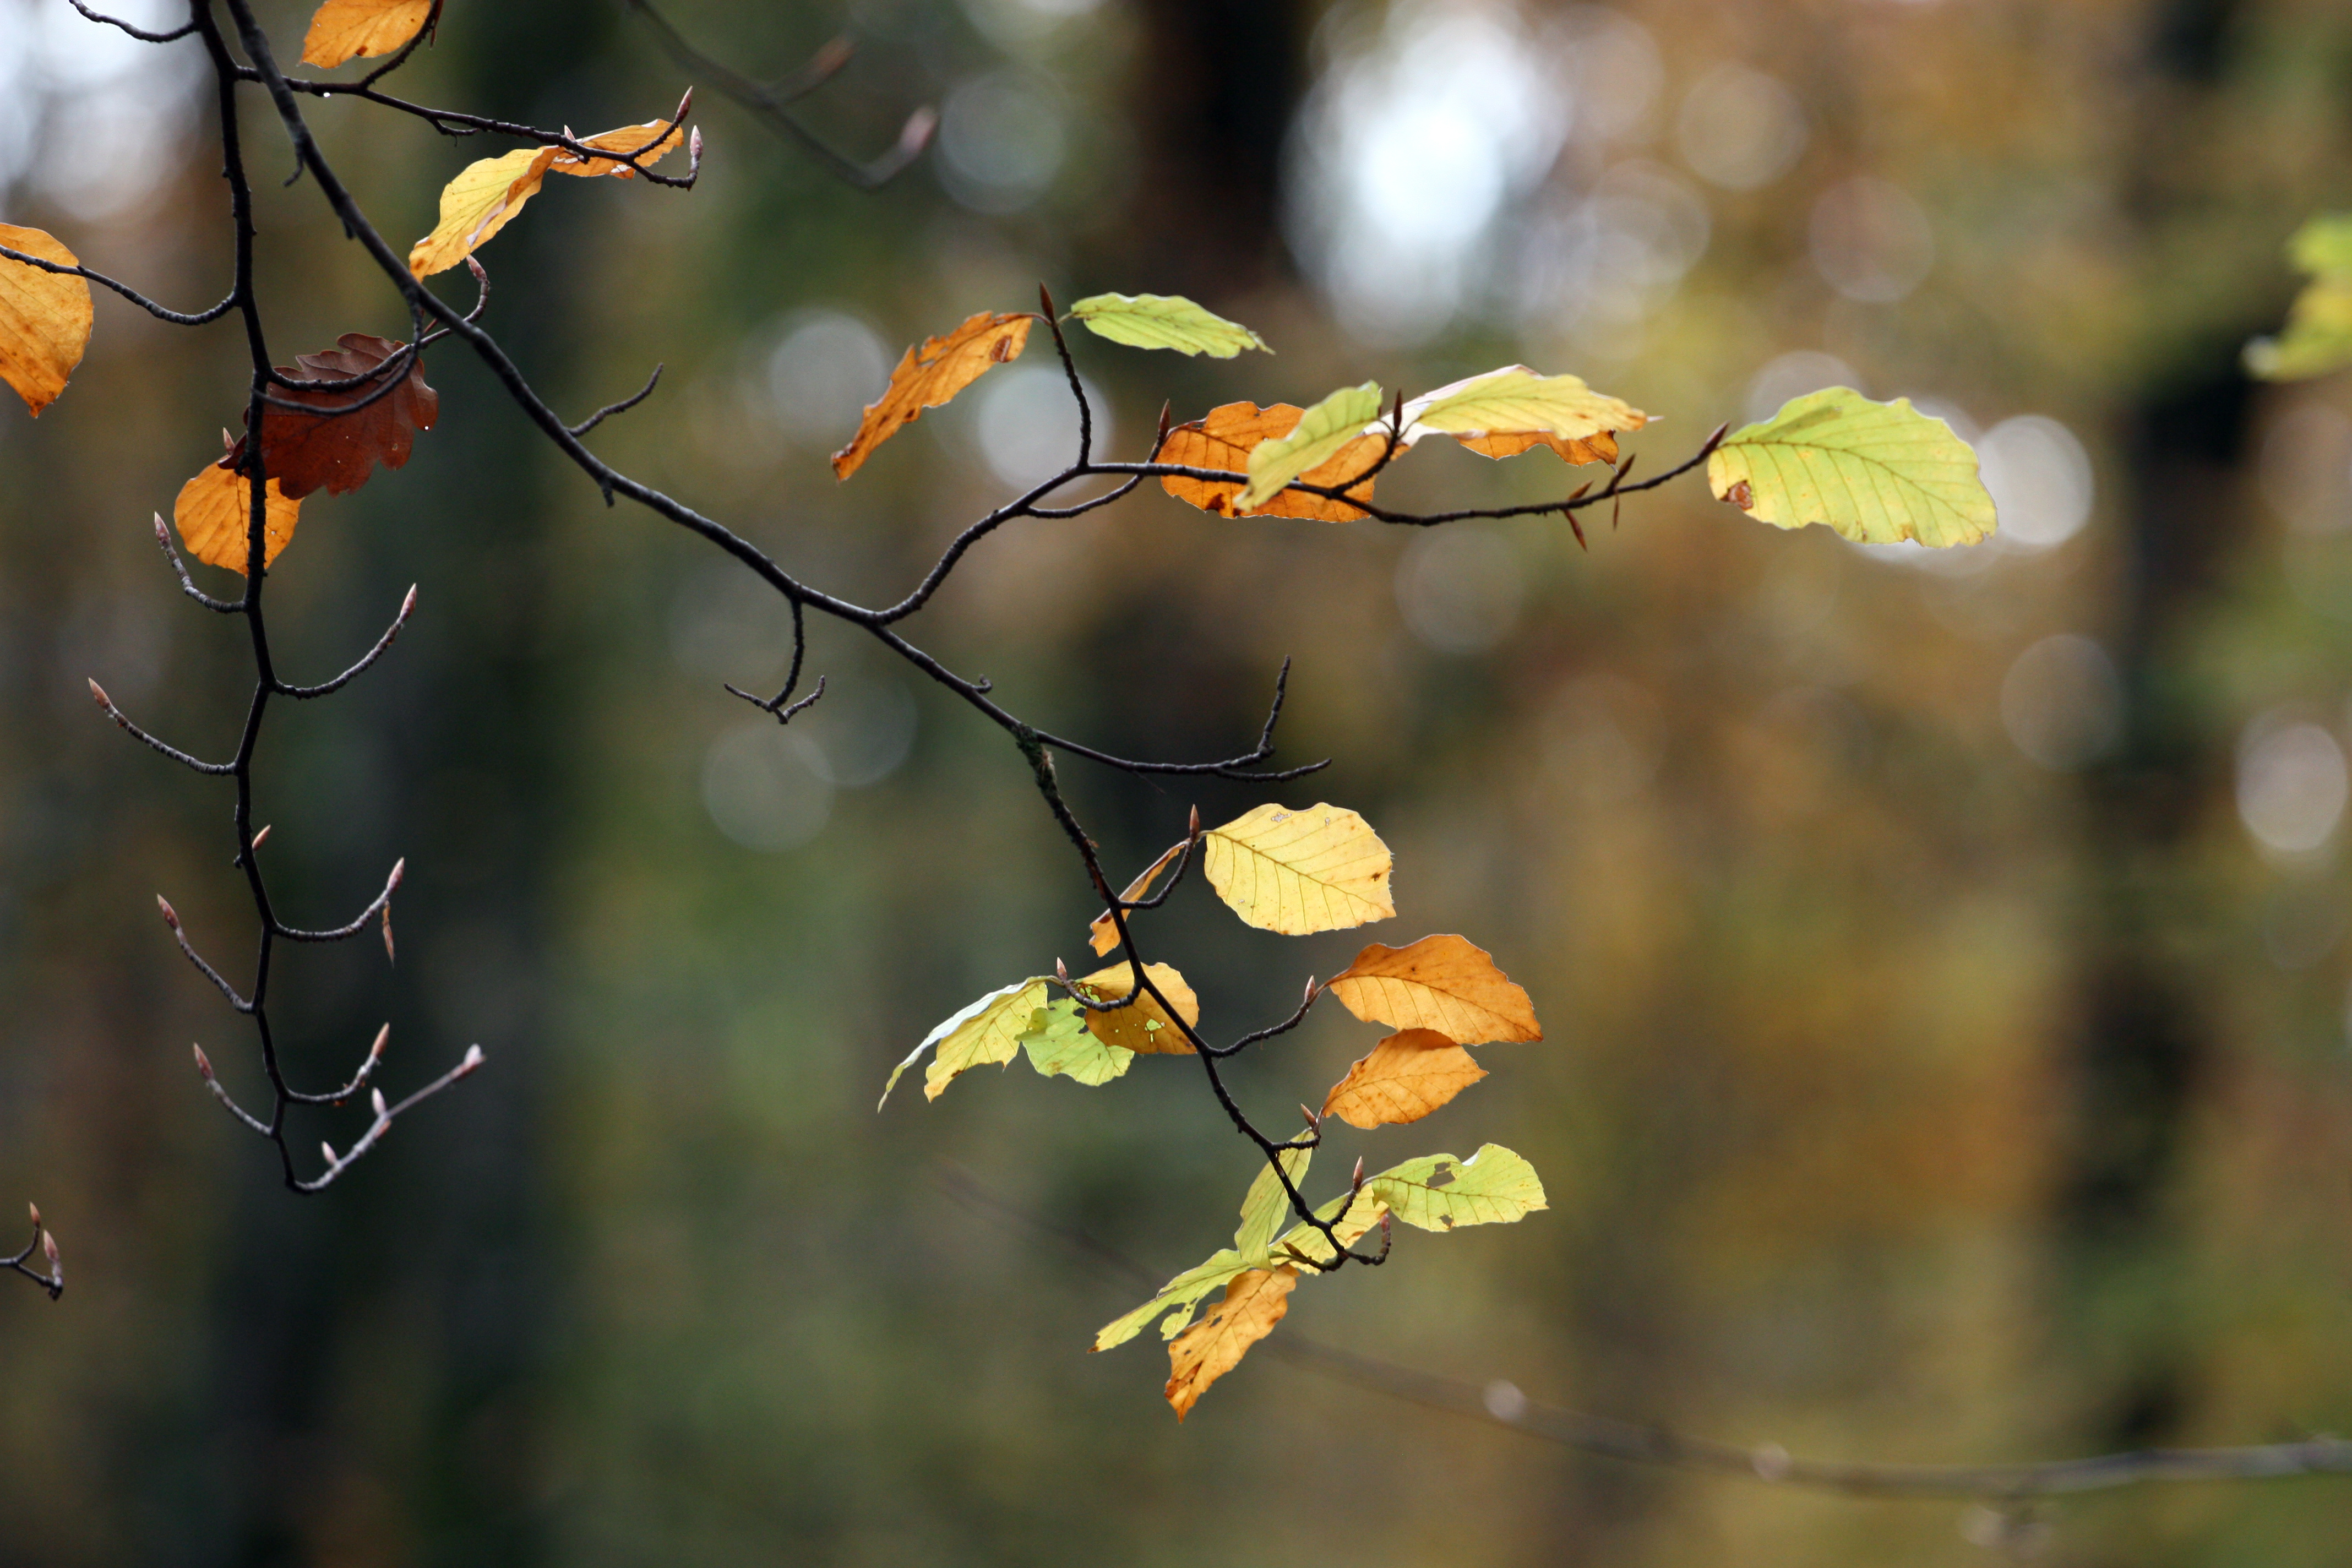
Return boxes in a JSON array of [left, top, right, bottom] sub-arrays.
[[1324, 934, 1540, 1044], [0, 224, 93, 417], [2247, 215, 2352, 381], [1164, 1266, 1295, 1421], [1400, 366, 1646, 466], [408, 146, 560, 279], [1233, 1141, 1312, 1268], [1088, 840, 1185, 956], [1708, 388, 1995, 548], [300, 0, 435, 69], [236, 334, 438, 500], [173, 464, 302, 574], [1093, 1248, 1248, 1352], [549, 116, 689, 180], [1366, 1144, 1548, 1232], [1232, 382, 1385, 512], [1270, 1190, 1388, 1271], [1202, 803, 1394, 935], [880, 976, 1048, 1107], [1159, 402, 1384, 522], [1321, 1028, 1488, 1129], [831, 311, 1032, 480], [1066, 292, 1270, 357], [1018, 997, 1134, 1086], [1072, 959, 1199, 1055]]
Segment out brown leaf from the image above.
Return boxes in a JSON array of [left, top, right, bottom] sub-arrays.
[[173, 464, 302, 574], [1089, 840, 1186, 956], [1159, 402, 1384, 522], [300, 0, 437, 69], [1164, 1266, 1294, 1420], [549, 115, 689, 179], [831, 311, 1032, 480], [0, 224, 94, 417], [234, 334, 438, 501], [1320, 1028, 1488, 1130], [1454, 429, 1620, 466], [1074, 960, 1199, 1055], [1325, 934, 1542, 1045]]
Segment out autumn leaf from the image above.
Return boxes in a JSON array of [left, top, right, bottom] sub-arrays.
[[1072, 959, 1199, 1054], [1093, 1248, 1249, 1352], [549, 115, 688, 179], [1165, 1266, 1295, 1420], [1066, 293, 1270, 357], [1324, 934, 1540, 1045], [235, 333, 437, 500], [1321, 1028, 1488, 1130], [1233, 1141, 1312, 1267], [1159, 402, 1385, 523], [1271, 1190, 1387, 1270], [173, 464, 302, 574], [1019, 996, 1134, 1086], [0, 224, 93, 417], [1232, 382, 1386, 513], [1089, 840, 1186, 955], [1366, 1144, 1547, 1232], [831, 311, 1032, 480], [300, 0, 435, 69], [2247, 215, 2352, 380], [1202, 803, 1393, 935], [879, 976, 1048, 1107], [1708, 388, 1995, 548], [409, 145, 560, 279], [1400, 366, 1646, 466]]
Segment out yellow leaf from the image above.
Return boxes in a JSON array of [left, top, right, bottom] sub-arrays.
[[1320, 1028, 1488, 1129], [1089, 840, 1186, 955], [1233, 1140, 1313, 1267], [1708, 388, 1994, 548], [173, 465, 302, 575], [0, 224, 93, 417], [1324, 934, 1540, 1044], [879, 977, 1050, 1107], [1365, 1144, 1547, 1232], [1453, 429, 1623, 466], [831, 311, 1032, 480], [1073, 960, 1199, 1054], [300, 0, 435, 69], [1164, 1267, 1294, 1420], [1399, 365, 1647, 461], [407, 145, 562, 280], [550, 117, 688, 179], [1159, 402, 1384, 522], [1270, 1190, 1387, 1270], [1202, 803, 1393, 935]]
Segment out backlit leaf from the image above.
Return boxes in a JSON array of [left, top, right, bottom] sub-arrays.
[[1072, 960, 1199, 1054], [1320, 1028, 1488, 1129], [1019, 996, 1134, 1086], [1271, 1190, 1388, 1271], [300, 0, 435, 69], [1233, 1141, 1312, 1268], [1066, 292, 1270, 357], [237, 333, 438, 500], [1232, 382, 1385, 512], [173, 464, 301, 574], [2247, 215, 2352, 381], [1401, 366, 1645, 465], [1164, 1266, 1294, 1420], [1366, 1144, 1547, 1232], [1324, 934, 1540, 1044], [1093, 1248, 1248, 1352], [0, 224, 92, 417], [1159, 402, 1384, 522], [1708, 388, 1994, 548], [1202, 803, 1393, 935], [408, 145, 560, 279], [831, 311, 1032, 480], [550, 117, 688, 179], [879, 976, 1048, 1108], [1089, 840, 1185, 955]]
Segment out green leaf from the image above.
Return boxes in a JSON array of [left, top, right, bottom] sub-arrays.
[[1234, 382, 1384, 512], [1019, 996, 1135, 1086], [1232, 1141, 1313, 1268], [879, 976, 1048, 1108], [1708, 388, 1995, 548], [2247, 217, 2352, 381], [2290, 214, 2352, 277], [1401, 366, 1643, 442], [1066, 292, 1271, 358], [1092, 1247, 1247, 1352], [1365, 1144, 1548, 1232]]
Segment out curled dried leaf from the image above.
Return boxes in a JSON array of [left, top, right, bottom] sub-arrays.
[[239, 334, 438, 500]]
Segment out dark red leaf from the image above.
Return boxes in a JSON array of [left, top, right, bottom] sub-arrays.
[[235, 333, 439, 500]]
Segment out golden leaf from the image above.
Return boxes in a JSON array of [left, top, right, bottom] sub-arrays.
[[407, 145, 562, 280], [173, 465, 302, 575], [879, 977, 1051, 1107], [1088, 840, 1186, 956], [1399, 365, 1646, 461], [1074, 960, 1199, 1055], [1164, 1266, 1294, 1420], [550, 117, 688, 180], [1202, 803, 1393, 935], [300, 0, 435, 69], [0, 224, 93, 417], [831, 311, 1032, 480], [1320, 1028, 1488, 1130], [1159, 402, 1385, 522], [1324, 934, 1540, 1044], [1270, 1190, 1387, 1270], [1454, 429, 1621, 466]]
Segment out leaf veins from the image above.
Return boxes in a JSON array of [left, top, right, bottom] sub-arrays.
[[0, 224, 93, 417], [236, 333, 438, 500], [831, 311, 1032, 480]]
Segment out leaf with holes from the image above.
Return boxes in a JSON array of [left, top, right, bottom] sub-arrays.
[[0, 224, 92, 417], [1066, 292, 1270, 357], [1708, 388, 1994, 548], [1401, 366, 1645, 466], [1321, 1028, 1489, 1129], [1232, 382, 1386, 512], [1072, 959, 1198, 1054], [832, 311, 1032, 480], [1202, 803, 1393, 935], [1159, 402, 1385, 522], [1366, 1144, 1547, 1232], [1090, 840, 1186, 955], [1165, 1266, 1295, 1420], [173, 464, 302, 574], [1019, 996, 1134, 1086], [235, 334, 437, 500], [879, 976, 1048, 1107], [409, 146, 560, 279], [1324, 934, 1539, 1045], [301, 0, 437, 69]]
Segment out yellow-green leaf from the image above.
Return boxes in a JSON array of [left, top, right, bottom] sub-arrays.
[[879, 976, 1048, 1108], [1233, 1141, 1312, 1268], [1366, 1144, 1547, 1232], [1093, 1246, 1248, 1352], [1708, 387, 1995, 548], [1019, 997, 1134, 1086], [407, 145, 560, 279], [2247, 215, 2352, 381], [1202, 803, 1393, 935], [1233, 381, 1384, 511], [1271, 1190, 1387, 1270], [1401, 365, 1646, 449], [1067, 292, 1271, 357]]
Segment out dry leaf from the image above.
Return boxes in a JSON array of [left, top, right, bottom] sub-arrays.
[[0, 224, 93, 417], [1089, 840, 1186, 956], [300, 0, 435, 69], [550, 117, 688, 179], [233, 333, 437, 500], [1164, 1266, 1294, 1420], [173, 464, 302, 575], [1324, 934, 1540, 1044], [1202, 803, 1393, 935], [1159, 402, 1384, 522], [831, 311, 1032, 480], [1074, 960, 1199, 1054], [1320, 1028, 1488, 1129], [1455, 429, 1620, 466], [409, 145, 561, 279]]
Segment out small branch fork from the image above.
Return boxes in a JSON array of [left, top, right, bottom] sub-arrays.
[[4, 1205, 62, 1300]]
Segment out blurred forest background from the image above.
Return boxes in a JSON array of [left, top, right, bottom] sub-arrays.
[[4, 0, 2352, 1561]]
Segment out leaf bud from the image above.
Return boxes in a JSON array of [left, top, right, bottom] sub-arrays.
[[251, 824, 272, 850], [152, 512, 170, 543], [27, 1202, 40, 1228], [1303, 974, 1319, 1005], [387, 857, 406, 892], [371, 1088, 388, 1120], [400, 584, 418, 620], [192, 1043, 213, 1080], [1299, 1104, 1321, 1131], [457, 1043, 485, 1076], [368, 1023, 389, 1062], [1054, 957, 1070, 986], [381, 907, 395, 964], [86, 678, 110, 710], [41, 1229, 57, 1266], [1350, 1156, 1365, 1194], [1188, 804, 1200, 837], [321, 1141, 338, 1167], [156, 895, 180, 930]]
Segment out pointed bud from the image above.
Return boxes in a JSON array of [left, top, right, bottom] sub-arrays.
[[251, 824, 272, 850], [1350, 1156, 1365, 1194], [321, 1141, 338, 1167], [371, 1087, 388, 1120], [368, 1023, 389, 1062], [400, 585, 418, 620], [1300, 1104, 1321, 1131], [674, 86, 694, 122], [1054, 957, 1070, 986], [689, 126, 703, 168], [457, 1044, 485, 1076], [387, 857, 405, 891], [1304, 974, 1319, 1004], [153, 513, 170, 542], [87, 678, 110, 710], [41, 1230, 57, 1266], [192, 1043, 213, 1080], [1189, 804, 1200, 837], [382, 907, 395, 964], [221, 428, 235, 453], [27, 1202, 40, 1228], [156, 896, 179, 930]]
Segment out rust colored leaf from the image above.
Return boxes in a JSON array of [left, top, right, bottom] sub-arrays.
[[173, 464, 302, 575], [1088, 840, 1186, 956], [1074, 960, 1199, 1055], [236, 334, 438, 501], [1321, 1028, 1488, 1130], [0, 224, 93, 417], [831, 311, 1032, 480], [1455, 429, 1621, 466], [300, 0, 437, 69], [1325, 934, 1542, 1045], [1164, 1266, 1294, 1420], [549, 115, 689, 179], [1159, 401, 1384, 522]]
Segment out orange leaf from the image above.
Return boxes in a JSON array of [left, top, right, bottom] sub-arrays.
[[173, 465, 302, 575], [1159, 402, 1384, 522], [1455, 429, 1621, 466], [1074, 960, 1199, 1055], [1324, 934, 1541, 1045], [1164, 1266, 1294, 1420], [0, 224, 93, 417], [408, 146, 562, 279], [550, 116, 688, 179], [300, 0, 437, 69], [233, 333, 438, 500], [831, 311, 1032, 480], [1320, 1028, 1488, 1130], [1089, 840, 1186, 956]]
